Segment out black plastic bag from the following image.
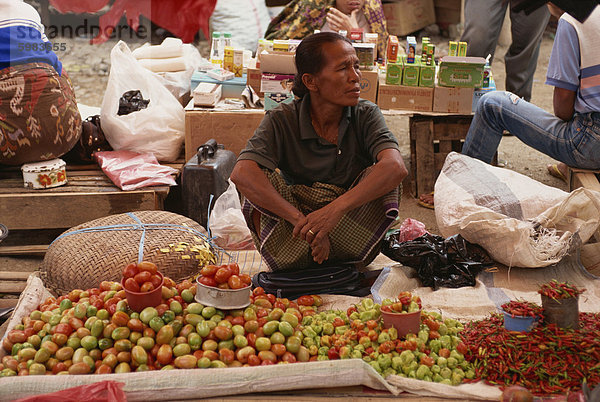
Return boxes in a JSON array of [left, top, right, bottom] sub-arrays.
[[382, 231, 493, 290], [117, 90, 150, 116], [252, 264, 381, 300]]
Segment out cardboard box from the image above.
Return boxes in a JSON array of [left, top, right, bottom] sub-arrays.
[[261, 73, 295, 93], [419, 63, 435, 87], [402, 63, 420, 86], [264, 92, 295, 111], [192, 83, 222, 107], [377, 81, 433, 111], [383, 0, 436, 36], [434, 0, 461, 28], [191, 72, 246, 99], [359, 68, 379, 103], [386, 62, 402, 85], [438, 56, 486, 88], [246, 68, 264, 97], [260, 51, 297, 74], [184, 106, 265, 160], [433, 86, 474, 114], [354, 43, 376, 68]]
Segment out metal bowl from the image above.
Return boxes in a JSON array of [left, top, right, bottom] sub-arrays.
[[195, 278, 251, 310]]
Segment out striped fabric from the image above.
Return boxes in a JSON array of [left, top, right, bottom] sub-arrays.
[[242, 168, 400, 272], [0, 1, 61, 73], [546, 7, 600, 113]]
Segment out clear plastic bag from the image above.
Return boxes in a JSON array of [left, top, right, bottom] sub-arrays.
[[208, 179, 254, 250]]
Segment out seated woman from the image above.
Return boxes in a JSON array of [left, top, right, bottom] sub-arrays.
[[264, 0, 389, 59], [0, 0, 81, 166], [230, 32, 407, 272]]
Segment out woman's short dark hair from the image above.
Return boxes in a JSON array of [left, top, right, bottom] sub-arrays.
[[292, 32, 352, 98]]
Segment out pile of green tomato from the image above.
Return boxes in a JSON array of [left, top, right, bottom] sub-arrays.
[[0, 278, 474, 386]]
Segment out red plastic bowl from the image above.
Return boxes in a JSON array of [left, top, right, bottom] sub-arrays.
[[381, 309, 422, 338], [122, 271, 164, 312]]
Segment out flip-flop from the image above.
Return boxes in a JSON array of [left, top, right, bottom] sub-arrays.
[[417, 192, 435, 209], [547, 164, 567, 182]]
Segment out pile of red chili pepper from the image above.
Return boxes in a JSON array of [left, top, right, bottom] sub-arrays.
[[501, 300, 543, 319], [460, 312, 600, 395], [539, 280, 585, 300]]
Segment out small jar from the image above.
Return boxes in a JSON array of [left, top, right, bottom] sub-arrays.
[[21, 158, 67, 189]]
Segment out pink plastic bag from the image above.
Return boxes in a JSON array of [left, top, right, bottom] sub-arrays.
[[15, 380, 126, 402], [397, 218, 428, 242], [95, 150, 177, 191]]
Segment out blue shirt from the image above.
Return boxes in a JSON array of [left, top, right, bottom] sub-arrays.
[[0, 22, 62, 74], [545, 11, 600, 114]]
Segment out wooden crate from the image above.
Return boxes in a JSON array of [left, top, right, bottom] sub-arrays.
[[568, 167, 600, 192], [409, 114, 473, 196], [567, 167, 600, 243], [0, 160, 183, 255]]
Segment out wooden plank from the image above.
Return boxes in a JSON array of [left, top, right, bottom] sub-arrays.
[[0, 281, 26, 294], [0, 272, 32, 281], [570, 171, 600, 192], [0, 190, 162, 230], [414, 119, 435, 196], [0, 245, 48, 256], [0, 299, 18, 309]]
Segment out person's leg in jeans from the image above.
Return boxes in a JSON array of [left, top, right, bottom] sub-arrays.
[[462, 91, 579, 166], [505, 6, 550, 101], [461, 0, 507, 62]]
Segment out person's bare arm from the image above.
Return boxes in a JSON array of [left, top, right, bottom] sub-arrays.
[[294, 148, 407, 247], [230, 160, 305, 227], [553, 86, 576, 121]]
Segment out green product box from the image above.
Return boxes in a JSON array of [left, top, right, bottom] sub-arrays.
[[419, 62, 435, 87], [401, 55, 419, 86], [386, 62, 403, 85], [402, 64, 420, 86], [437, 56, 486, 88]]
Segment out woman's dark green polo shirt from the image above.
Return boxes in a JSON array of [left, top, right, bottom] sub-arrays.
[[238, 94, 399, 189]]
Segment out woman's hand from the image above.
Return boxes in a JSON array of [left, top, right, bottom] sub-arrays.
[[293, 202, 345, 263], [326, 7, 360, 33]]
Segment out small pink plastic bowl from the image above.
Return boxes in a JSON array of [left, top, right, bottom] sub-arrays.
[[381, 309, 422, 338]]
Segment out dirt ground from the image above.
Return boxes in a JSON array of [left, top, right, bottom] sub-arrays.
[[0, 26, 567, 275]]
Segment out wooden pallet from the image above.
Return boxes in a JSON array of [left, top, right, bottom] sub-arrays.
[[0, 160, 184, 255]]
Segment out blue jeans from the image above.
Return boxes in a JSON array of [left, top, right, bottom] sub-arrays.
[[462, 91, 600, 170]]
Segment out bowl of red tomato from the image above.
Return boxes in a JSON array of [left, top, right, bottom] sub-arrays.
[[121, 261, 164, 312], [195, 262, 252, 309]]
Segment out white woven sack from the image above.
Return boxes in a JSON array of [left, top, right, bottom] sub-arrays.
[[209, 0, 271, 53], [435, 152, 600, 267]]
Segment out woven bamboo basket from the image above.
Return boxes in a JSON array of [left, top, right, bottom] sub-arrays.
[[40, 211, 222, 295]]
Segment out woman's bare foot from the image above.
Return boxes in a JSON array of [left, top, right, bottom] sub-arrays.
[[418, 192, 435, 209]]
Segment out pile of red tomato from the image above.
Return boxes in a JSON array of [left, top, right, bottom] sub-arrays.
[[381, 291, 422, 314], [122, 261, 163, 293], [196, 263, 251, 290]]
